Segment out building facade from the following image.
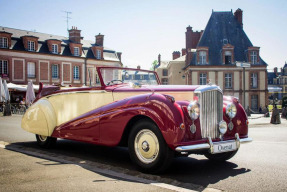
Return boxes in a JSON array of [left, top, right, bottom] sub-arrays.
[[268, 64, 287, 102], [157, 9, 268, 110], [0, 26, 122, 87]]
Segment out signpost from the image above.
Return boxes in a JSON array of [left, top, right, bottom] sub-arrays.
[[236, 62, 251, 109]]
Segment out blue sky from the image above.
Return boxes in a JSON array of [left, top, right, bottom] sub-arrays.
[[1, 0, 286, 70]]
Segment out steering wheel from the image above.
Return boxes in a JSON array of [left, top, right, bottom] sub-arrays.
[[106, 80, 123, 85]]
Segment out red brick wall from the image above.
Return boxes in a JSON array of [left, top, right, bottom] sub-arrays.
[[14, 59, 24, 79], [63, 63, 71, 82], [39, 61, 49, 81]]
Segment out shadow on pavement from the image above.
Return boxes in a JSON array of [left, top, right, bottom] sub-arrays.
[[4, 140, 251, 191]]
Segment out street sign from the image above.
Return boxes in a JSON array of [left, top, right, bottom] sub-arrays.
[[236, 62, 250, 68]]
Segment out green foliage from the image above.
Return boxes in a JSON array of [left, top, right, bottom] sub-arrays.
[[150, 60, 158, 71]]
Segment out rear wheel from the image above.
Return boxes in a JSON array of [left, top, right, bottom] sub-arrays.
[[204, 150, 238, 161], [36, 134, 57, 148], [128, 120, 174, 173]]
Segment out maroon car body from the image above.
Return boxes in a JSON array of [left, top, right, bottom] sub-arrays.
[[22, 67, 252, 173]]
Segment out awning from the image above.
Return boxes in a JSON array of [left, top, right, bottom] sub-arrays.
[[268, 86, 282, 92], [7, 83, 39, 92]]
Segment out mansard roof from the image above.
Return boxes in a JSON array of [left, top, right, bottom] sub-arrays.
[[188, 11, 267, 66], [0, 26, 120, 61]]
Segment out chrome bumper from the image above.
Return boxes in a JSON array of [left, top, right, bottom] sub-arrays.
[[175, 133, 253, 153]]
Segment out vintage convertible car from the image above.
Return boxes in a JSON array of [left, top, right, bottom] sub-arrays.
[[22, 67, 252, 173]]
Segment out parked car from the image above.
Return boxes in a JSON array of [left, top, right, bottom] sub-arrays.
[[22, 67, 252, 173]]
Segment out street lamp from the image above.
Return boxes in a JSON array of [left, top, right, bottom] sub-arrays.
[[236, 61, 251, 109]]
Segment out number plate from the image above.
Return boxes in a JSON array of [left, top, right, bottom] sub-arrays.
[[213, 141, 237, 154]]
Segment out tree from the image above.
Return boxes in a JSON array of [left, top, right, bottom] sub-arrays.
[[150, 60, 158, 71]]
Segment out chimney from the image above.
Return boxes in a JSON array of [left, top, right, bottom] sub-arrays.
[[186, 25, 201, 50], [182, 48, 186, 56], [68, 26, 82, 43], [186, 25, 193, 50], [234, 8, 243, 27], [172, 51, 180, 60], [96, 33, 104, 46], [117, 52, 122, 62], [274, 67, 278, 75], [158, 54, 161, 66]]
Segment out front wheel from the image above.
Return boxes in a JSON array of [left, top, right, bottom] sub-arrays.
[[128, 120, 174, 173], [35, 134, 57, 148], [204, 150, 238, 162]]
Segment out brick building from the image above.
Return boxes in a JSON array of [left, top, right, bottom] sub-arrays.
[[0, 26, 122, 87], [157, 9, 268, 110]]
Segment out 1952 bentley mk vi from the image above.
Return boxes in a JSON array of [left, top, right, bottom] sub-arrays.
[[22, 67, 252, 173]]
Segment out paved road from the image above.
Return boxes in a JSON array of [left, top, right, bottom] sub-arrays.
[[0, 114, 287, 191]]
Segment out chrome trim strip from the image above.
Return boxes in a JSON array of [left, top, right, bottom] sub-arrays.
[[175, 136, 253, 152]]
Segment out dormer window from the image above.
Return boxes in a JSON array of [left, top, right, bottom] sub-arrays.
[[0, 37, 8, 48], [199, 51, 207, 64], [96, 49, 101, 59], [251, 51, 257, 64], [248, 47, 260, 65], [74, 47, 79, 56], [52, 44, 58, 54], [28, 41, 35, 51], [224, 51, 232, 64]]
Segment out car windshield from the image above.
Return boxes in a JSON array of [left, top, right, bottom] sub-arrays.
[[100, 68, 159, 86]]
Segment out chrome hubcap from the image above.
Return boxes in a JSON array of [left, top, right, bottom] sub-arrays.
[[142, 141, 150, 152], [134, 129, 159, 164]]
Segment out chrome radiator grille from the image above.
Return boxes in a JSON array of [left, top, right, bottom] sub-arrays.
[[196, 86, 223, 139]]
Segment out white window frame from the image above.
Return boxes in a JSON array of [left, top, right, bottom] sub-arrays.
[[0, 60, 8, 74], [162, 78, 168, 85], [0, 37, 8, 48], [74, 47, 79, 56], [225, 73, 232, 89], [251, 51, 258, 64], [28, 41, 35, 51], [199, 73, 207, 85], [199, 51, 207, 65], [251, 73, 258, 88], [52, 44, 58, 54], [96, 49, 101, 59], [52, 64, 59, 79], [27, 62, 36, 78], [73, 66, 80, 80]]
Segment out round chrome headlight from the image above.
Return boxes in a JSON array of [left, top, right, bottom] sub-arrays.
[[188, 101, 200, 120], [226, 103, 237, 119], [219, 120, 227, 134]]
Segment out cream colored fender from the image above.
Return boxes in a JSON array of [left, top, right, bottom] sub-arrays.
[[22, 90, 113, 136]]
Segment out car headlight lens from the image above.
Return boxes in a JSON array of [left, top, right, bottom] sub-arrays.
[[188, 101, 200, 120], [226, 103, 237, 119], [219, 120, 227, 134]]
